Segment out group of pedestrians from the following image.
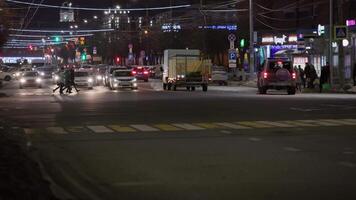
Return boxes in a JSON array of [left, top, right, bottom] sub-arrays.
[[53, 67, 79, 94], [294, 62, 330, 93]]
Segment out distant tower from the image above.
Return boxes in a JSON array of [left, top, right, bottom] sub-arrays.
[[60, 2, 75, 22]]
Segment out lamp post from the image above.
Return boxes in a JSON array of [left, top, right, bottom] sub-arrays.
[[249, 0, 255, 78], [329, 0, 333, 86]]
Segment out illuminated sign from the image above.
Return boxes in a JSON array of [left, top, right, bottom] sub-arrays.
[[346, 19, 356, 27], [161, 23, 181, 32], [261, 34, 298, 45], [317, 24, 325, 36], [198, 25, 237, 31]]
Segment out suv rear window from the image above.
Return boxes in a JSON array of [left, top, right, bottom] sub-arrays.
[[75, 72, 89, 77], [268, 61, 292, 72]]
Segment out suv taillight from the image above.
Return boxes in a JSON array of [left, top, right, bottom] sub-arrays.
[[292, 72, 296, 79], [263, 72, 268, 79], [143, 71, 149, 75]]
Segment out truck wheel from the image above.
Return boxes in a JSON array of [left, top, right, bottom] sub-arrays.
[[191, 87, 195, 91], [186, 86, 190, 91], [4, 76, 11, 81], [202, 84, 208, 92], [287, 87, 296, 95], [258, 86, 267, 94], [163, 83, 167, 90]]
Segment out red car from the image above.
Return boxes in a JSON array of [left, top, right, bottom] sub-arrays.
[[132, 66, 149, 82]]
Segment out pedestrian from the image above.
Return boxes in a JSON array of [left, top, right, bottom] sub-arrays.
[[294, 66, 302, 92], [53, 68, 65, 94], [298, 65, 305, 89], [69, 67, 79, 93], [309, 65, 318, 89], [319, 63, 330, 93], [304, 63, 311, 88], [353, 63, 356, 86], [63, 69, 72, 93]]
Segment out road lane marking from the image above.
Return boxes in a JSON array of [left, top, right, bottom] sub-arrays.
[[172, 123, 205, 130], [343, 119, 356, 124], [281, 120, 318, 127], [297, 120, 341, 126], [65, 126, 89, 134], [154, 124, 181, 131], [193, 123, 222, 129], [109, 125, 136, 133], [87, 126, 114, 133], [258, 121, 296, 128], [24, 128, 40, 134], [318, 119, 356, 126], [284, 147, 302, 152], [46, 127, 68, 134], [130, 124, 159, 132], [237, 121, 274, 128], [216, 122, 251, 129]]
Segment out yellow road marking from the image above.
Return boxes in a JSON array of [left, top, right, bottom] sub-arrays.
[[281, 121, 318, 127], [109, 125, 137, 132], [237, 121, 274, 128], [154, 124, 181, 131], [193, 123, 222, 129]]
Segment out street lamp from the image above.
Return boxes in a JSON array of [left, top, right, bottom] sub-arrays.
[[83, 19, 88, 23], [249, 0, 254, 77]]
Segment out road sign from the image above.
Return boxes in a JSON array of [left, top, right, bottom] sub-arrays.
[[228, 34, 236, 42], [297, 38, 305, 51], [334, 26, 348, 40], [228, 49, 237, 68]]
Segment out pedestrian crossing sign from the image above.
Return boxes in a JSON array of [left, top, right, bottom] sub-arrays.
[[334, 26, 348, 40]]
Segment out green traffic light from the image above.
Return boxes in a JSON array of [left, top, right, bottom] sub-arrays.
[[54, 36, 60, 42], [81, 54, 87, 61], [240, 39, 245, 48]]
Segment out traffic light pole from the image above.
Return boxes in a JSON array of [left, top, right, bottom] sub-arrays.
[[329, 0, 334, 86], [249, 0, 255, 78]]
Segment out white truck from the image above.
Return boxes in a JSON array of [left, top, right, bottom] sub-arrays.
[[162, 49, 211, 92]]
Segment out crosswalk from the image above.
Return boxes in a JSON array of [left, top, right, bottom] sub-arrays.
[[15, 118, 356, 135]]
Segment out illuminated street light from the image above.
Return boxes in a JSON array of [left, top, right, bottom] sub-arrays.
[[93, 15, 98, 19], [116, 5, 121, 9], [83, 19, 88, 23]]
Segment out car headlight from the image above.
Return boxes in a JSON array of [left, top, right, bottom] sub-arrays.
[[133, 83, 137, 87], [40, 72, 45, 76], [15, 72, 21, 77], [96, 75, 102, 80], [88, 78, 93, 83], [113, 83, 118, 87], [114, 79, 118, 82], [181, 75, 185, 78], [54, 75, 59, 81], [36, 78, 42, 83], [20, 78, 26, 83], [132, 78, 137, 82]]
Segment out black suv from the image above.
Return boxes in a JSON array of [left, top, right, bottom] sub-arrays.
[[257, 58, 297, 95]]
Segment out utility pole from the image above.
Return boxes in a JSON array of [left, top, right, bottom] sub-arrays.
[[329, 0, 334, 86], [249, 0, 254, 78], [338, 0, 345, 87]]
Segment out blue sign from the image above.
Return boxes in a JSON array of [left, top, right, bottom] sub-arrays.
[[229, 51, 237, 60]]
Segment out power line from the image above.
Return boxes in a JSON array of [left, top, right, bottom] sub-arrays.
[[9, 28, 115, 33], [5, 0, 191, 11]]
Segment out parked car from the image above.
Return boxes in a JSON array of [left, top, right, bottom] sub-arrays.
[[109, 69, 138, 90], [19, 71, 43, 89], [257, 58, 297, 95], [211, 68, 228, 85]]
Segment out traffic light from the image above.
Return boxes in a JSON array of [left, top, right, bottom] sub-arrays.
[[240, 39, 245, 48], [54, 36, 61, 43], [28, 45, 33, 51], [81, 53, 87, 61], [80, 37, 85, 45]]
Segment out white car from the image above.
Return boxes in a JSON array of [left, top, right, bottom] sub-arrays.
[[74, 70, 94, 89], [109, 70, 138, 90], [0, 66, 16, 81], [19, 71, 43, 89], [211, 69, 228, 85]]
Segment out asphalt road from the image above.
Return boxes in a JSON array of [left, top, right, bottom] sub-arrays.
[[1, 79, 356, 200]]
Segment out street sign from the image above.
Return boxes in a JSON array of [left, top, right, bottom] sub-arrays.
[[228, 49, 237, 68], [334, 26, 348, 40], [228, 34, 236, 42], [297, 38, 305, 51]]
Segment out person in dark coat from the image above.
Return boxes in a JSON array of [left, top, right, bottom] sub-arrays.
[[309, 65, 318, 89], [298, 65, 305, 89], [319, 63, 330, 93], [304, 63, 312, 88]]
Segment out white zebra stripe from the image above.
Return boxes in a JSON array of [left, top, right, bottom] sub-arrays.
[[130, 124, 159, 132], [47, 127, 68, 134], [171, 123, 205, 130], [215, 122, 251, 129], [87, 126, 114, 133]]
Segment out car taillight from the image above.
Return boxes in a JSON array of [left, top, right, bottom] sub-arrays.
[[143, 71, 149, 75], [132, 71, 137, 75], [292, 72, 296, 79], [263, 72, 268, 79]]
